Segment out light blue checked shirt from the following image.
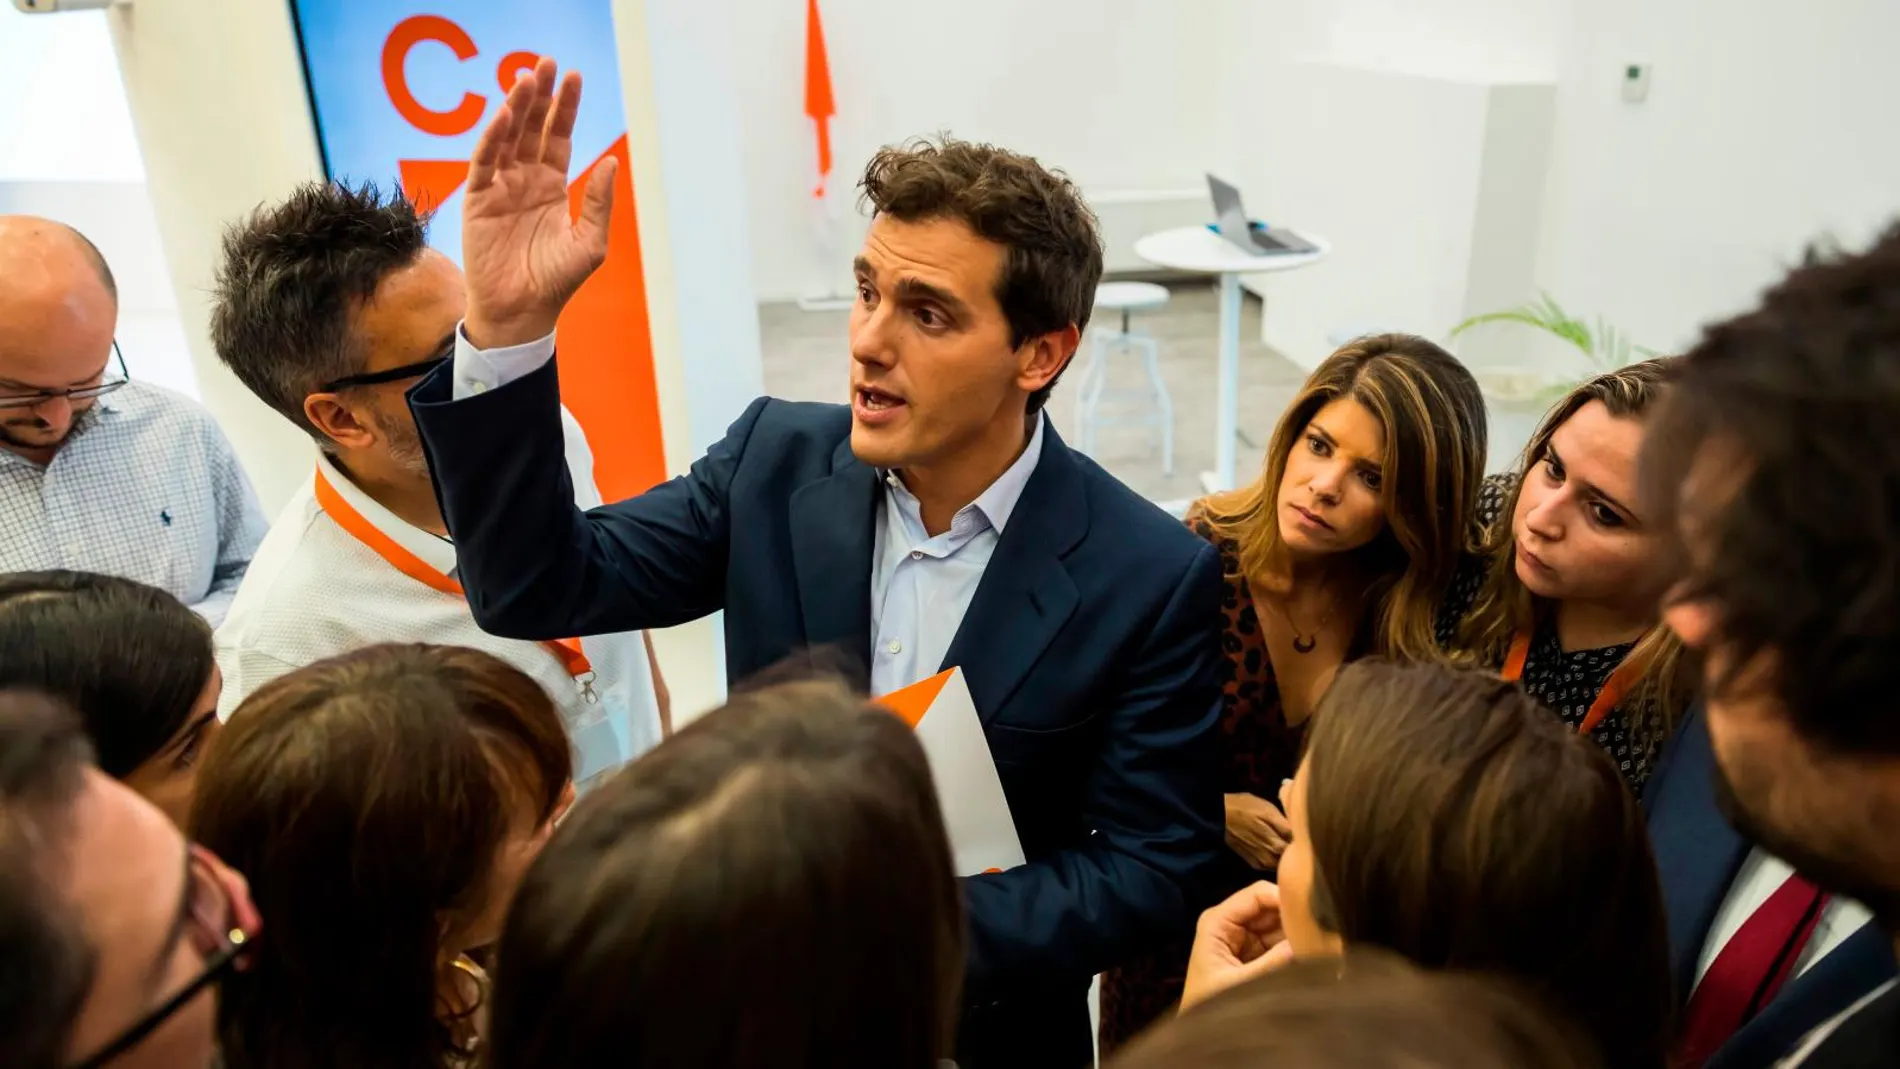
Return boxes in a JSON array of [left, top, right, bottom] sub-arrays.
[[0, 382, 267, 626]]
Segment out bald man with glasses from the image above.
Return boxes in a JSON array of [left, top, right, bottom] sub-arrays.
[[0, 216, 265, 626]]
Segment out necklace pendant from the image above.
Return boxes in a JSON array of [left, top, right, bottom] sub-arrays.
[[1293, 634, 1317, 654]]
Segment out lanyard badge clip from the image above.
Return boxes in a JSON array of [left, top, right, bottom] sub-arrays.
[[576, 671, 600, 705]]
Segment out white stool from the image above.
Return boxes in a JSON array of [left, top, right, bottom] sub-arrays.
[[1074, 281, 1174, 474]]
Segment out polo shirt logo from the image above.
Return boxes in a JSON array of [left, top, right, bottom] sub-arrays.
[[160, 510, 172, 527]]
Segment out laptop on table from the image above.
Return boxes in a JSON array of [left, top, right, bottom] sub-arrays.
[[1208, 174, 1316, 255]]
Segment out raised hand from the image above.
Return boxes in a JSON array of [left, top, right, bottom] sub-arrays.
[[461, 56, 617, 350]]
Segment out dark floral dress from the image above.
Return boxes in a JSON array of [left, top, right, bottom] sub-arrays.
[[1438, 473, 1663, 792], [1097, 507, 1309, 1053]]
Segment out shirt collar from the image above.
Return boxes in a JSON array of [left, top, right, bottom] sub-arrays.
[[314, 452, 460, 575], [883, 413, 1046, 535]]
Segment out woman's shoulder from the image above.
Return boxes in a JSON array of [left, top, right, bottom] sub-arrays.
[[1476, 471, 1518, 530]]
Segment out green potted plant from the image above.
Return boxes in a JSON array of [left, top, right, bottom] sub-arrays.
[[1450, 293, 1652, 407]]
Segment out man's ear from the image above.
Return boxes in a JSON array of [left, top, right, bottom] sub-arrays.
[[1017, 323, 1082, 397], [303, 393, 374, 452]]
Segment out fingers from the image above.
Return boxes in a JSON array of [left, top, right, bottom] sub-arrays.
[[577, 156, 617, 261], [543, 70, 584, 175], [1199, 881, 1282, 936], [515, 59, 557, 166], [467, 89, 522, 194], [1261, 800, 1293, 835], [505, 58, 552, 165]]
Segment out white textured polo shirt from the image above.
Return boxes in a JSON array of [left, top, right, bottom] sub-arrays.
[[215, 413, 661, 789]]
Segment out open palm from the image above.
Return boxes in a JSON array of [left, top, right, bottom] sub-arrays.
[[461, 57, 617, 350]]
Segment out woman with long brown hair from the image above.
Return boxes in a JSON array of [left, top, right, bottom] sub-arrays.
[[191, 644, 574, 1069], [0, 570, 222, 826], [1440, 358, 1690, 792], [485, 676, 962, 1069], [1178, 659, 1673, 1069], [1101, 333, 1489, 1047]]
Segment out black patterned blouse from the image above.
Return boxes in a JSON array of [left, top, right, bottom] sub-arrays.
[[1439, 473, 1662, 793]]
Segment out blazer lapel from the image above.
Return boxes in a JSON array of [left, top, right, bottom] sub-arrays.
[[941, 426, 1087, 723], [788, 439, 880, 690], [1717, 921, 1898, 1069], [1648, 707, 1753, 998]]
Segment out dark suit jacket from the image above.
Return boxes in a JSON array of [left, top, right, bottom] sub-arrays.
[[410, 358, 1225, 1065], [1645, 705, 1896, 1069]]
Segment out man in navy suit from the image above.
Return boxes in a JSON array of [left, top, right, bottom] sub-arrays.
[[1645, 705, 1893, 1068], [407, 61, 1223, 1065]]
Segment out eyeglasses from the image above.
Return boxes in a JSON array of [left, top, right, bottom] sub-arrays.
[[68, 844, 258, 1069], [318, 353, 450, 393], [0, 341, 130, 411]]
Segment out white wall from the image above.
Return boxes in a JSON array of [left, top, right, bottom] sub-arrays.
[[0, 5, 199, 398], [1536, 0, 1900, 355], [730, 0, 1227, 302]]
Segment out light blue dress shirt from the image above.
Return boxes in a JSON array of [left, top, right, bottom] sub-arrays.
[[450, 328, 1048, 696], [868, 415, 1044, 696]]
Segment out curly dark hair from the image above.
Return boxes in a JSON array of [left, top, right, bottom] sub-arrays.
[[859, 136, 1103, 414], [1643, 220, 1900, 755]]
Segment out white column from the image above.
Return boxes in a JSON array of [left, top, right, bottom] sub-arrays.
[[107, 0, 325, 513], [613, 0, 768, 722]]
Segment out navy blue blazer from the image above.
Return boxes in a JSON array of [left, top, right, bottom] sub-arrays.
[[1645, 705, 1895, 1069], [410, 358, 1225, 1060]]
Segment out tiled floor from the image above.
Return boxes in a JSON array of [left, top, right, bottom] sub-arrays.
[[757, 282, 1309, 505]]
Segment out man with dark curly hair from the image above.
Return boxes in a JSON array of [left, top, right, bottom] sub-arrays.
[[1645, 222, 1900, 1068]]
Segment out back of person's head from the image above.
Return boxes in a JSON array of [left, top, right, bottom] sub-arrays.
[[1111, 952, 1601, 1069], [1642, 221, 1900, 928], [488, 676, 962, 1069], [0, 690, 98, 1069], [191, 644, 571, 1069], [0, 571, 217, 824], [1300, 660, 1672, 1068]]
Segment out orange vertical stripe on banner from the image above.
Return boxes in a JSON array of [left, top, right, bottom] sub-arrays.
[[878, 667, 954, 728], [804, 0, 836, 194], [556, 134, 665, 500]]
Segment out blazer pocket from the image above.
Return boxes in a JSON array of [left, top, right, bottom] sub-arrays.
[[986, 709, 1104, 769]]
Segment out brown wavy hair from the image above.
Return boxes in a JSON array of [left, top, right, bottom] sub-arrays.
[[1110, 951, 1601, 1069], [1200, 333, 1488, 661], [192, 644, 572, 1069], [1301, 660, 1673, 1069], [487, 675, 962, 1069], [1452, 358, 1691, 750]]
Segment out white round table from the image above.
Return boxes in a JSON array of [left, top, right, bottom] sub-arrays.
[[1133, 226, 1330, 493]]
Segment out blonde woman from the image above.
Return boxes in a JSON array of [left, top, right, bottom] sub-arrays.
[[1440, 357, 1691, 793], [1101, 333, 1489, 1049]]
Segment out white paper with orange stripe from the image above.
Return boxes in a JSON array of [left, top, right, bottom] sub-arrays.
[[879, 667, 1026, 877]]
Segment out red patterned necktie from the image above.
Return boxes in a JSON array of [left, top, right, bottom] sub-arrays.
[[1675, 873, 1830, 1067]]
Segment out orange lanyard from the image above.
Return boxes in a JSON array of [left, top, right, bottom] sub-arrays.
[[312, 468, 597, 698], [1502, 628, 1642, 737]]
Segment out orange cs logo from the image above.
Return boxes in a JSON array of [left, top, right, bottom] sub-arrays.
[[381, 14, 541, 137], [380, 15, 542, 208]]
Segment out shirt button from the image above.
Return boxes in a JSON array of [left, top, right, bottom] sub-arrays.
[[910, 550, 923, 560], [470, 381, 489, 395], [887, 639, 903, 655]]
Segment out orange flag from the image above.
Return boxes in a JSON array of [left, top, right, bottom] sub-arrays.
[[804, 0, 836, 197]]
